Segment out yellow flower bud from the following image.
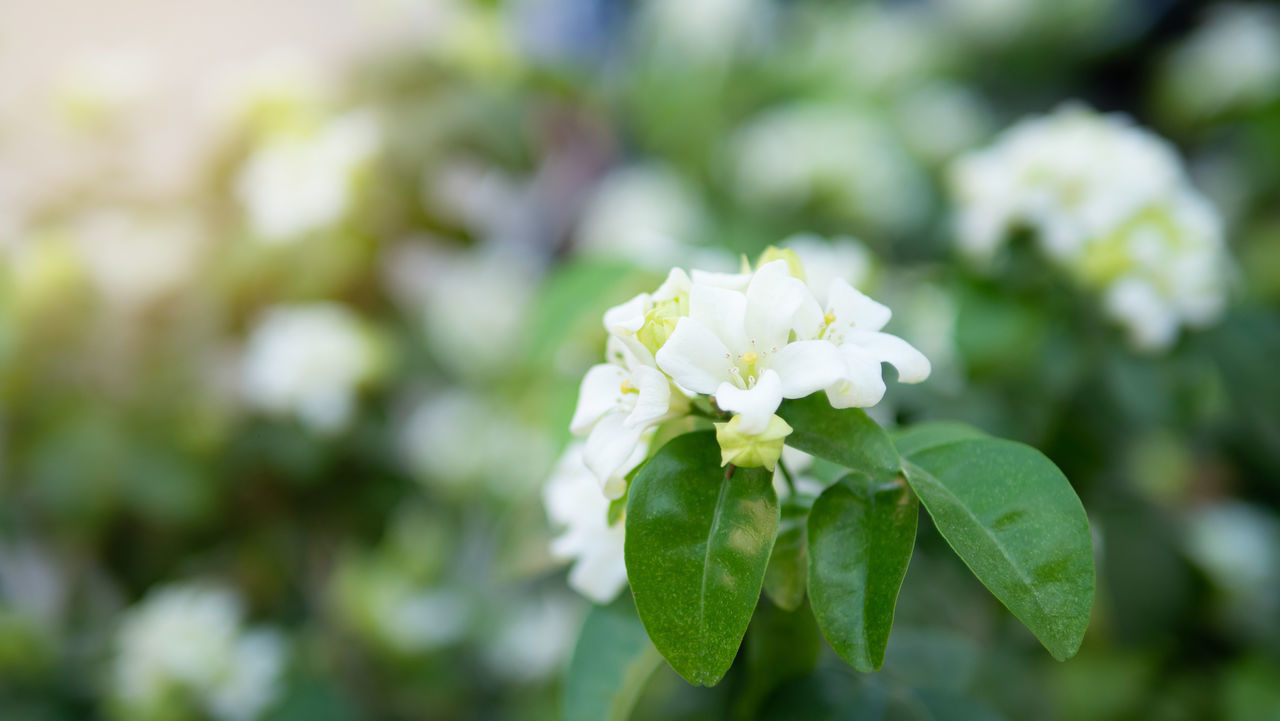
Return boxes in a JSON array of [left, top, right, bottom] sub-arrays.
[[714, 414, 793, 471], [756, 246, 806, 281]]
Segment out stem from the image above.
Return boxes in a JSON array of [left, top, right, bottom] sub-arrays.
[[776, 460, 797, 496]]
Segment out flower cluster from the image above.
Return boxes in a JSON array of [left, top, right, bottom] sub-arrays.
[[545, 246, 929, 601], [950, 105, 1231, 350], [576, 248, 930, 485], [110, 584, 286, 721]]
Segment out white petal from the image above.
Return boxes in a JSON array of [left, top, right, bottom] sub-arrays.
[[569, 364, 627, 435], [567, 529, 628, 604], [583, 413, 645, 491], [745, 259, 822, 349], [655, 317, 733, 394], [847, 330, 932, 383], [689, 283, 749, 353], [626, 365, 672, 428], [653, 267, 691, 301], [690, 268, 751, 291], [826, 279, 891, 332], [609, 333, 655, 369], [826, 345, 888, 409], [769, 340, 846, 398], [603, 293, 649, 334], [715, 370, 783, 434]]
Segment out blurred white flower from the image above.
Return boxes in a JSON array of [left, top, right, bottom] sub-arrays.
[[950, 105, 1231, 350], [483, 594, 581, 682], [895, 83, 993, 164], [383, 242, 539, 380], [241, 303, 379, 433], [575, 164, 707, 269], [542, 443, 628, 604], [639, 0, 769, 62], [781, 233, 874, 306], [236, 110, 380, 242], [1161, 4, 1280, 120], [807, 5, 948, 94], [1185, 502, 1280, 603], [112, 584, 285, 721], [55, 50, 160, 133], [731, 104, 928, 232], [209, 48, 332, 132], [401, 388, 553, 497], [72, 209, 206, 311]]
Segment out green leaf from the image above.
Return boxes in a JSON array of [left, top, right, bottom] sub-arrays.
[[807, 473, 918, 672], [563, 595, 662, 721], [777, 395, 900, 476], [892, 422, 989, 459], [902, 439, 1094, 661], [763, 502, 809, 612], [625, 431, 779, 686]]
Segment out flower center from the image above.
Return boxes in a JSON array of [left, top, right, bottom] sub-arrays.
[[726, 345, 774, 389]]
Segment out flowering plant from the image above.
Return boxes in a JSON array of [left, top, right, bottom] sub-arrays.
[[547, 248, 1096, 711]]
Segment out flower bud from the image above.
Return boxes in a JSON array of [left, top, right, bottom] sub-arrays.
[[756, 246, 806, 281], [714, 413, 793, 471]]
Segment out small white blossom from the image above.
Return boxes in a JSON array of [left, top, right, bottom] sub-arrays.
[[111, 584, 286, 721], [657, 259, 847, 433], [236, 110, 380, 243], [542, 443, 630, 604], [241, 304, 378, 433]]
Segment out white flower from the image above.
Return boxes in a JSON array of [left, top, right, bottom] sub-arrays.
[[656, 259, 846, 433], [400, 389, 552, 497], [951, 105, 1185, 263], [575, 164, 707, 269], [72, 208, 206, 311], [1185, 502, 1280, 600], [571, 337, 680, 498], [542, 443, 629, 604], [241, 303, 378, 433], [382, 243, 539, 381], [949, 105, 1231, 350], [809, 279, 932, 409], [112, 584, 286, 721], [731, 104, 928, 232], [639, 0, 769, 62], [236, 110, 380, 242], [1160, 4, 1280, 120]]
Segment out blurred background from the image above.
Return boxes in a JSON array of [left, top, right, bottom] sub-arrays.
[[1, 0, 1278, 719]]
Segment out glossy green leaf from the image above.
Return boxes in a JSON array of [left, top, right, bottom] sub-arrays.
[[763, 503, 809, 611], [902, 439, 1094, 661], [807, 474, 918, 672], [563, 596, 662, 721], [625, 431, 778, 686], [778, 395, 900, 476], [892, 422, 989, 459]]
